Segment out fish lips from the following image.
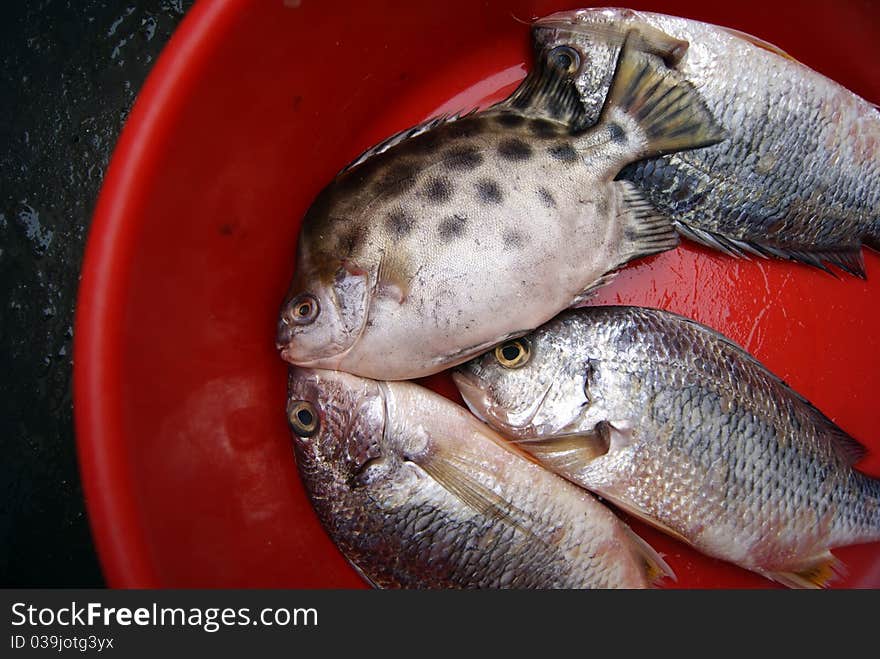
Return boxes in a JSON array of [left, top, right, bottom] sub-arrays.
[[452, 370, 542, 440], [276, 268, 372, 368]]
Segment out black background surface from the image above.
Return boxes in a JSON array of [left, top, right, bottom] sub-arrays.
[[1, 0, 195, 587]]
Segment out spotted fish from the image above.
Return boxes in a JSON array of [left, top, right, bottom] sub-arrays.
[[276, 39, 725, 380], [453, 306, 880, 588], [532, 7, 880, 276], [286, 366, 673, 588]]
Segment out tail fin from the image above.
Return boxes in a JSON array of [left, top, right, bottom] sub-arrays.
[[601, 35, 727, 158]]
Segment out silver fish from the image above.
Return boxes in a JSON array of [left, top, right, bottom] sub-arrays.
[[276, 39, 724, 380], [454, 306, 880, 588], [533, 7, 880, 276], [286, 366, 671, 589]]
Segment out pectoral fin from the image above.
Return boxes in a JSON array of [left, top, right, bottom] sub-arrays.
[[601, 34, 727, 157], [413, 449, 534, 538], [376, 253, 411, 302], [517, 427, 611, 473]]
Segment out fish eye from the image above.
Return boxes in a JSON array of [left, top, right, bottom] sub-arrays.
[[548, 45, 581, 75], [289, 401, 320, 437], [494, 339, 531, 369], [290, 293, 320, 325]]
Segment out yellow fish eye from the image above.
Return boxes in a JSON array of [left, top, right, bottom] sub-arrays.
[[494, 339, 531, 369], [289, 401, 320, 437], [290, 293, 320, 325]]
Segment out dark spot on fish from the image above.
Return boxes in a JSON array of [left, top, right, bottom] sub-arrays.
[[438, 214, 468, 241], [444, 145, 483, 170], [375, 162, 418, 195], [219, 222, 235, 236], [495, 113, 526, 127], [292, 94, 303, 112], [336, 166, 368, 192], [385, 208, 415, 238], [497, 138, 533, 161], [537, 187, 557, 209], [529, 118, 559, 138], [476, 179, 503, 205], [608, 122, 626, 143], [406, 129, 441, 154], [502, 229, 525, 250], [423, 176, 453, 203], [673, 183, 692, 202], [548, 142, 579, 163], [337, 226, 364, 255], [444, 119, 484, 140]]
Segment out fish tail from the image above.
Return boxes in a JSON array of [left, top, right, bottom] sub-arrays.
[[599, 33, 727, 159]]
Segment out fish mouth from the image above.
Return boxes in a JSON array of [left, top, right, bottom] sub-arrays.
[[275, 269, 374, 369], [451, 371, 494, 425], [278, 347, 343, 370], [452, 371, 553, 439]]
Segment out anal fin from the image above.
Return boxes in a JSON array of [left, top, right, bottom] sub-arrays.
[[673, 220, 868, 279], [763, 551, 844, 589], [616, 180, 680, 265], [592, 487, 694, 548]]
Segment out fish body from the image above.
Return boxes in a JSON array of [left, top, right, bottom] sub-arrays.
[[277, 40, 724, 380], [533, 8, 880, 275], [286, 367, 670, 589], [454, 306, 880, 588]]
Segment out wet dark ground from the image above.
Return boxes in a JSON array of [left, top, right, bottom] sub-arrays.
[[1, 0, 194, 587]]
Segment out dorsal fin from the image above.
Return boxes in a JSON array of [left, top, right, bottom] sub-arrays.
[[719, 26, 799, 63], [491, 45, 590, 130], [339, 111, 475, 174]]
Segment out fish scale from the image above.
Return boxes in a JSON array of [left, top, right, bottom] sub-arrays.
[[533, 8, 880, 275], [277, 39, 723, 380], [286, 367, 670, 588], [454, 306, 880, 587]]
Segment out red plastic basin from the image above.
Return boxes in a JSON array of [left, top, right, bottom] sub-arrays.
[[74, 0, 880, 587]]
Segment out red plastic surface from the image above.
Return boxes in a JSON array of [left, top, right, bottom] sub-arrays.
[[74, 0, 880, 588]]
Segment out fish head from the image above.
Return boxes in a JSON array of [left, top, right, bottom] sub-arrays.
[[532, 9, 688, 127], [531, 9, 630, 125], [452, 324, 590, 439], [286, 367, 391, 489], [277, 258, 372, 369], [277, 184, 379, 370]]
